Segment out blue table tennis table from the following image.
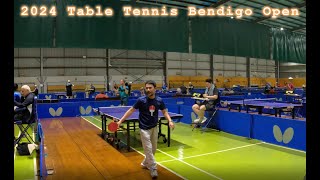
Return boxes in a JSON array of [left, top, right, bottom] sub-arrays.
[[224, 98, 303, 119], [95, 106, 183, 151]]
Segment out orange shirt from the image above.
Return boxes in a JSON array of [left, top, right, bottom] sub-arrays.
[[95, 94, 109, 100]]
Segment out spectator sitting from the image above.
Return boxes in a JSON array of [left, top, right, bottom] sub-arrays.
[[264, 82, 272, 94], [221, 87, 234, 96], [14, 85, 35, 123], [187, 82, 194, 94], [88, 84, 96, 95], [269, 87, 275, 94], [14, 83, 21, 102], [176, 88, 182, 95], [180, 85, 187, 94], [140, 87, 145, 96], [95, 91, 109, 100], [162, 84, 167, 93]]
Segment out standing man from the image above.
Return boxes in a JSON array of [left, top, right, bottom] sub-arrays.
[[32, 85, 39, 96], [287, 77, 295, 91], [117, 80, 175, 178], [192, 78, 219, 123], [66, 80, 74, 99], [117, 79, 129, 106]]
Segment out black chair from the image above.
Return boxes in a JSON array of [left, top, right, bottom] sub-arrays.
[[192, 105, 220, 132], [192, 98, 220, 132], [14, 96, 38, 147]]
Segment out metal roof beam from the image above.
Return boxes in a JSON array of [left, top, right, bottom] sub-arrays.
[[170, 0, 206, 7], [291, 25, 306, 32], [268, 0, 306, 8], [209, 0, 232, 8], [137, 0, 188, 9]]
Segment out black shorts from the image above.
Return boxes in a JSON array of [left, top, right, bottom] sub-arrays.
[[196, 100, 214, 110]]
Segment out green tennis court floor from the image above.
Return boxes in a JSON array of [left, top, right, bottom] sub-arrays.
[[84, 115, 306, 180], [14, 124, 38, 180]]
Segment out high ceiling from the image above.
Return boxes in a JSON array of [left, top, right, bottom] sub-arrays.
[[135, 0, 306, 35]]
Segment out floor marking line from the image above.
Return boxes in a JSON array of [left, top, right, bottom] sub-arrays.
[[158, 142, 263, 164], [261, 141, 306, 153], [81, 116, 102, 129], [92, 116, 102, 122], [82, 116, 186, 179], [157, 149, 223, 180]]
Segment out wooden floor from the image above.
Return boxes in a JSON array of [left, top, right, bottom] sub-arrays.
[[41, 117, 182, 180]]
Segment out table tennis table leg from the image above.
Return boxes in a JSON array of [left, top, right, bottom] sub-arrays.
[[133, 121, 136, 132], [292, 108, 295, 119], [168, 122, 170, 147], [127, 121, 130, 151], [101, 115, 105, 138]]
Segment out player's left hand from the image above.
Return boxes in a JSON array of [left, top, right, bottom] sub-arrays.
[[203, 94, 208, 98]]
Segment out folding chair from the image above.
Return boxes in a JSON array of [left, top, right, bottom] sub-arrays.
[[192, 105, 220, 132], [14, 96, 38, 147]]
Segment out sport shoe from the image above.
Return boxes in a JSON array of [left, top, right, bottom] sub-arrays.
[[194, 119, 200, 123], [141, 162, 148, 169], [150, 169, 158, 178], [201, 117, 207, 123]]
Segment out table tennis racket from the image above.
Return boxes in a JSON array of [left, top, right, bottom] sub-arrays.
[[108, 121, 119, 133]]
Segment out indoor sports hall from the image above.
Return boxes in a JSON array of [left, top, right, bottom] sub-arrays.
[[14, 0, 306, 179]]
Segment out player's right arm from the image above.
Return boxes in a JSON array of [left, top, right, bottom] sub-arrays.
[[117, 107, 136, 126]]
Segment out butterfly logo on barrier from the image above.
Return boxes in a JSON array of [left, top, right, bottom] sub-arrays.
[[273, 125, 294, 144], [49, 107, 63, 117], [177, 101, 184, 105], [74, 95, 77, 98], [45, 95, 52, 99], [79, 106, 92, 115]]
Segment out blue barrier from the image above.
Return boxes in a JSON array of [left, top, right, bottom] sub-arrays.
[[166, 103, 180, 114], [179, 105, 192, 124], [37, 119, 48, 180], [75, 92, 86, 99], [162, 98, 177, 104], [252, 115, 306, 151], [215, 110, 252, 138]]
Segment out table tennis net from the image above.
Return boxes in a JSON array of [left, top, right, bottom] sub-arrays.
[[98, 106, 131, 113], [242, 98, 277, 104]]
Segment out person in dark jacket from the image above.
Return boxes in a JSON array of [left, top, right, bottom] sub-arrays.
[[66, 80, 74, 99], [14, 85, 35, 123], [32, 85, 39, 96]]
